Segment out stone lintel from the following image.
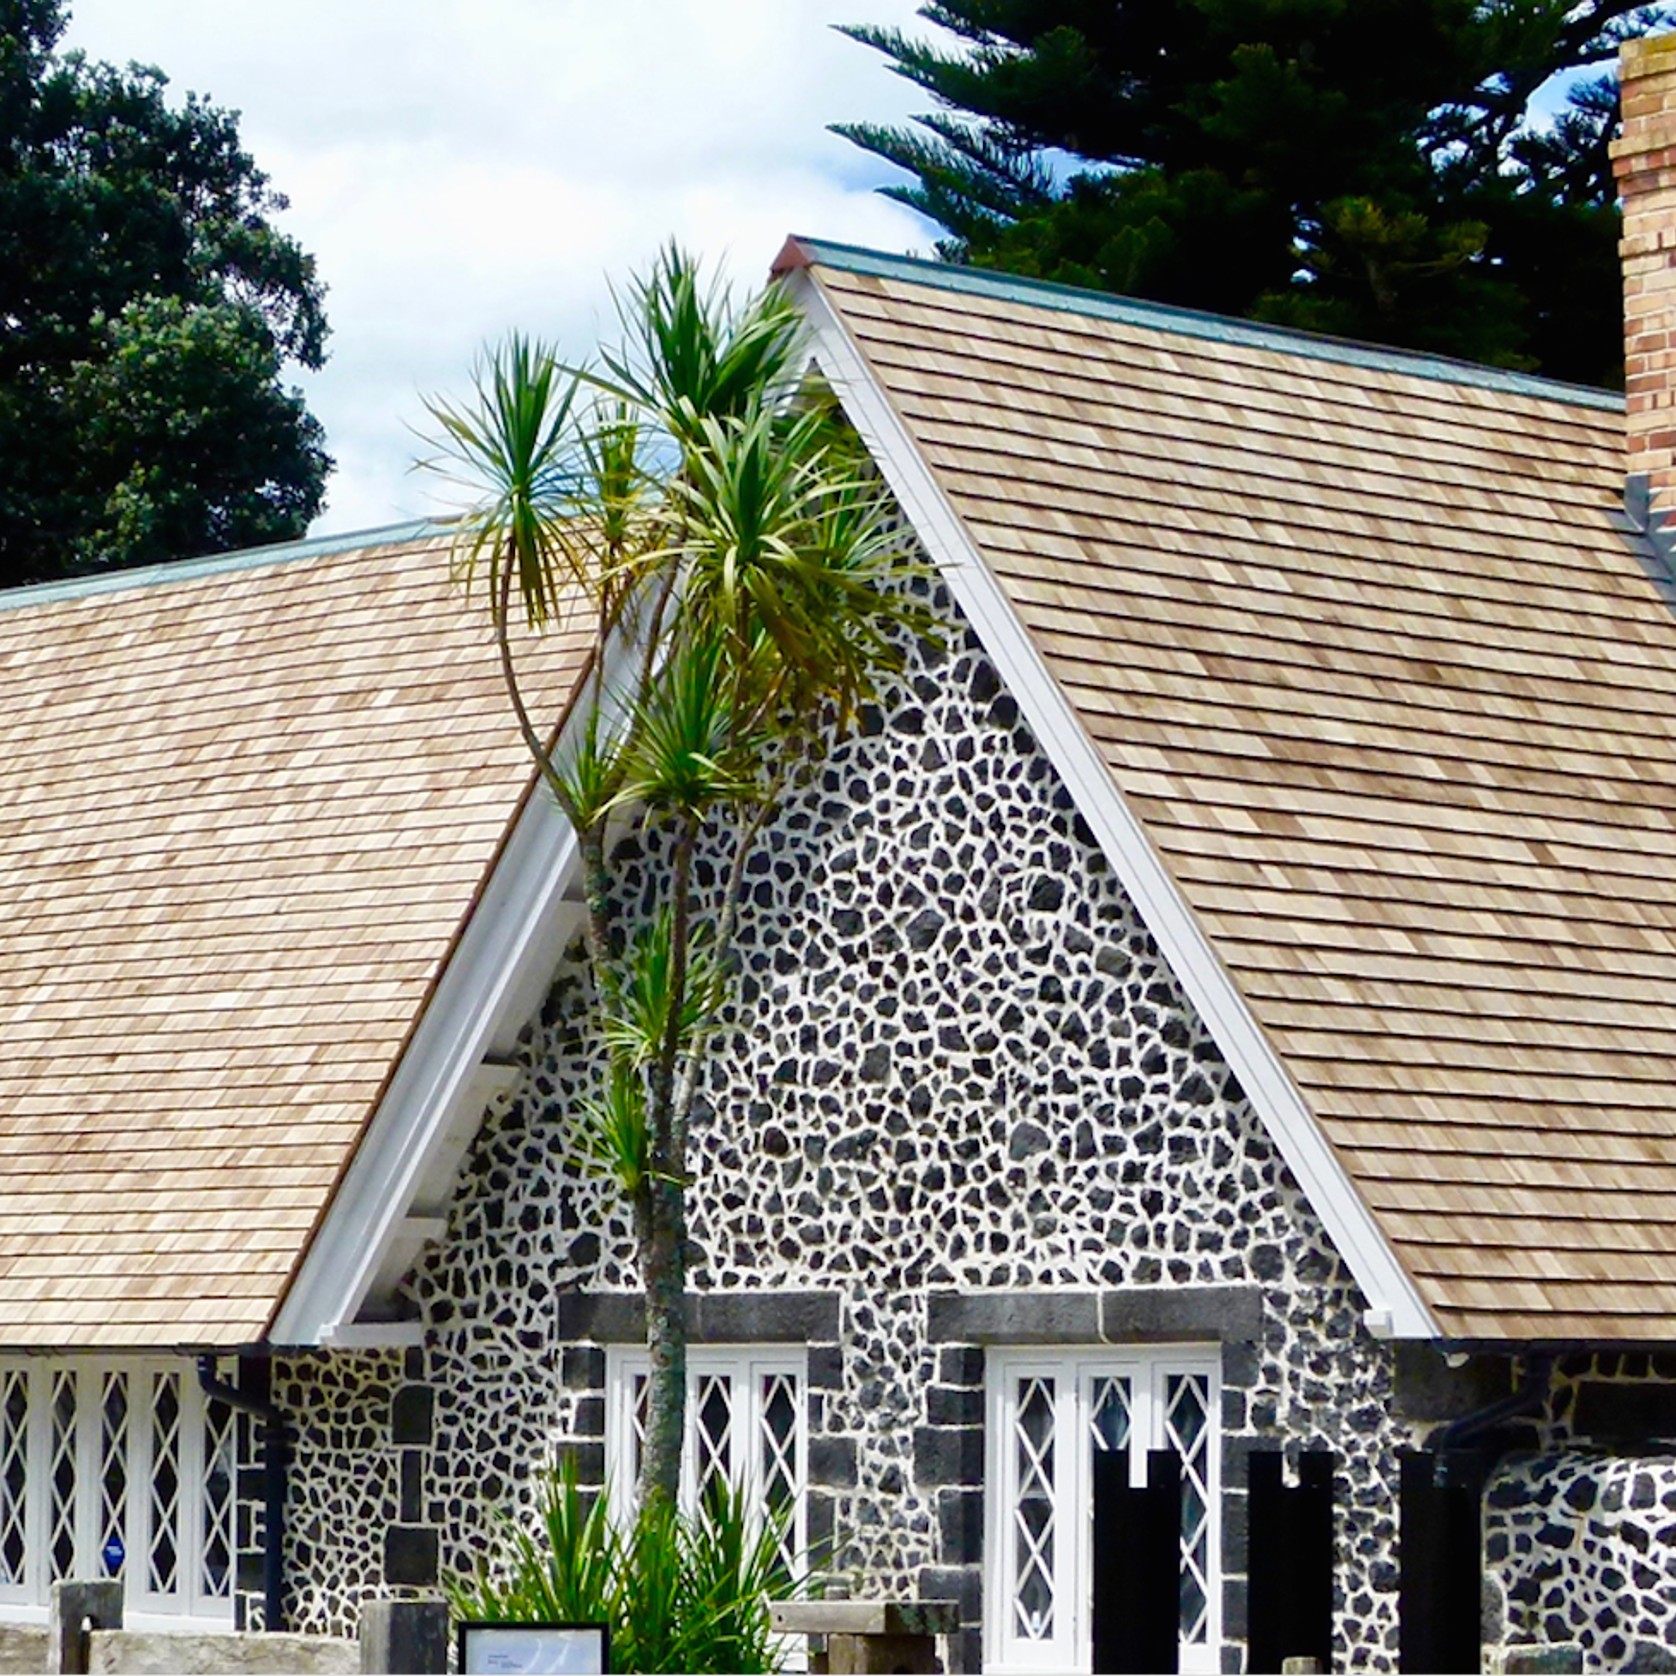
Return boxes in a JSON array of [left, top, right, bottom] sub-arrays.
[[926, 1284, 1262, 1344], [557, 1289, 841, 1344]]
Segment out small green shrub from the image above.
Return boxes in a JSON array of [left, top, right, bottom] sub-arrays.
[[448, 1455, 805, 1673]]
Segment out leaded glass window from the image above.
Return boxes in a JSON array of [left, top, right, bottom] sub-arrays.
[[0, 1369, 28, 1590], [147, 1372, 182, 1595], [607, 1348, 806, 1572], [694, 1374, 734, 1509], [1012, 1376, 1057, 1641], [48, 1372, 77, 1584], [988, 1348, 1221, 1674], [0, 1358, 237, 1622], [98, 1371, 128, 1581], [200, 1394, 236, 1600], [1165, 1373, 1213, 1649], [759, 1372, 800, 1580]]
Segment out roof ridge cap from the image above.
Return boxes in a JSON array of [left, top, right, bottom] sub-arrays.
[[0, 515, 454, 612], [786, 235, 1624, 414]]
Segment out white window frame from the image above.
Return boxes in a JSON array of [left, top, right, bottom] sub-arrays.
[[604, 1346, 806, 1567], [0, 1358, 236, 1628], [985, 1345, 1221, 1676]]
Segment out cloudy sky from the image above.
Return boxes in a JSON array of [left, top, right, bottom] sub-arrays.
[[61, 2, 940, 536]]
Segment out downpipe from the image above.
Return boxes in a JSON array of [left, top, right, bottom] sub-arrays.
[[1429, 1351, 1555, 1488], [197, 1356, 289, 1632]]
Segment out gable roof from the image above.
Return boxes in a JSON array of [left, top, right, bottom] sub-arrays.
[[0, 525, 587, 1349], [784, 236, 1674, 1344]]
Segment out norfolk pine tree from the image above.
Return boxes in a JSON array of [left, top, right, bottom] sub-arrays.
[[837, 0, 1675, 384]]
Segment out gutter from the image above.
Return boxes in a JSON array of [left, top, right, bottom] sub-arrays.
[[1428, 1352, 1555, 1487], [197, 1356, 288, 1632]]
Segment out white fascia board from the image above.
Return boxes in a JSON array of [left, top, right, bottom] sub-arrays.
[[788, 268, 1439, 1341], [269, 785, 580, 1347], [320, 1321, 427, 1351]]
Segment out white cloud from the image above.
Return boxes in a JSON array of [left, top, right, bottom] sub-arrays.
[[62, 0, 944, 535]]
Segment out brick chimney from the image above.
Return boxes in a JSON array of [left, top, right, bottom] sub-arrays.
[[1615, 33, 1676, 538]]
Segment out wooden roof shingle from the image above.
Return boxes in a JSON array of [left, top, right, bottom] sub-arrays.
[[0, 527, 587, 1348], [802, 240, 1672, 1342]]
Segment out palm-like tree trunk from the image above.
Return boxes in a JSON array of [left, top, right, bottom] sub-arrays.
[[432, 248, 932, 1531], [638, 1177, 688, 1509]]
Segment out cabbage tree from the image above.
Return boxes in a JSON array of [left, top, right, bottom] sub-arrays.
[[428, 247, 930, 1509]]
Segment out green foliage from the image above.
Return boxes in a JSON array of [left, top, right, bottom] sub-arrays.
[[428, 335, 582, 630], [448, 1455, 800, 1675], [601, 909, 727, 1077], [429, 243, 936, 1508], [836, 0, 1675, 382], [600, 254, 808, 446], [0, 0, 330, 584]]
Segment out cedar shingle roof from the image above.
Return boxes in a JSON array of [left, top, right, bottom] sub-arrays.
[[801, 240, 1670, 1342], [0, 527, 587, 1348]]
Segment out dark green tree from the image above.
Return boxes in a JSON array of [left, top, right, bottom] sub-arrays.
[[0, 0, 329, 585], [837, 1, 1673, 384]]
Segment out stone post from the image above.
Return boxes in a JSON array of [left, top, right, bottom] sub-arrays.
[[360, 1598, 448, 1675], [47, 1580, 122, 1676]]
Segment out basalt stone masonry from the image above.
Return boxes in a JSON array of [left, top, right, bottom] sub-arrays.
[[274, 581, 1420, 1669], [1481, 1356, 1676, 1673]]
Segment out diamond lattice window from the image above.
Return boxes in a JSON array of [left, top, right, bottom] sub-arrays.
[[0, 1358, 237, 1622], [98, 1372, 129, 1582], [989, 1348, 1221, 1674], [608, 1348, 806, 1571], [0, 1370, 28, 1591], [48, 1373, 77, 1585]]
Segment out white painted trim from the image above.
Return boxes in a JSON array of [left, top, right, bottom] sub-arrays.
[[270, 787, 581, 1346], [985, 1345, 1222, 1675], [789, 269, 1438, 1341], [318, 1322, 427, 1351]]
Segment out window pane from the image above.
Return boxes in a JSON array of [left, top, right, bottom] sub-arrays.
[[694, 1375, 733, 1508], [98, 1372, 128, 1580], [629, 1373, 649, 1492], [48, 1372, 76, 1583], [760, 1373, 799, 1579], [1164, 1373, 1212, 1645], [201, 1393, 236, 1599], [1012, 1376, 1056, 1641], [0, 1370, 27, 1586], [149, 1373, 181, 1594], [611, 1354, 804, 1582], [1089, 1376, 1131, 1454]]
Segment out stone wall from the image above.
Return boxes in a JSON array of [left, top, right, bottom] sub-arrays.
[[87, 1630, 355, 1675], [1483, 1356, 1676, 1672], [276, 584, 1416, 1670], [0, 1625, 45, 1675]]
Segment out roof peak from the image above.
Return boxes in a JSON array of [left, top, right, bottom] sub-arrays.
[[780, 236, 1624, 414], [0, 515, 450, 613]]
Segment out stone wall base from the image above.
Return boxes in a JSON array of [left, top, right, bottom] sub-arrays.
[[87, 1631, 355, 1675], [0, 1627, 47, 1675]]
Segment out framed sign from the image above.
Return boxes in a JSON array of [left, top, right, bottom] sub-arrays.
[[457, 1620, 610, 1675]]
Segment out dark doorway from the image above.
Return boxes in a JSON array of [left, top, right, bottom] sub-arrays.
[[1248, 1449, 1334, 1673], [1398, 1449, 1483, 1674], [1091, 1446, 1181, 1674]]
